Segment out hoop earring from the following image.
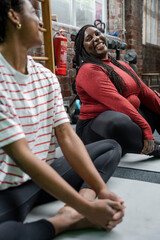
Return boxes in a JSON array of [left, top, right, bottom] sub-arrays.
[[16, 23, 22, 30]]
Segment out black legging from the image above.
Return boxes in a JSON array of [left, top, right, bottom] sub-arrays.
[[76, 105, 160, 155], [0, 139, 121, 240]]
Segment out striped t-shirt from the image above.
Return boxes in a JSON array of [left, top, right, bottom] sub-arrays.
[[0, 53, 69, 190]]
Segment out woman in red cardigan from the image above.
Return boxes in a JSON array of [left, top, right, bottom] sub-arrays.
[[75, 24, 160, 157]]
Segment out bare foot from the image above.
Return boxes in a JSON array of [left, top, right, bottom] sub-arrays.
[[48, 205, 98, 235], [98, 188, 124, 204], [79, 187, 124, 205]]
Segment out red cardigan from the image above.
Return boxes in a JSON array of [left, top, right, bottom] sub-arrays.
[[76, 58, 160, 140]]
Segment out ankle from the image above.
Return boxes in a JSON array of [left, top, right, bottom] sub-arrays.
[[47, 206, 84, 235]]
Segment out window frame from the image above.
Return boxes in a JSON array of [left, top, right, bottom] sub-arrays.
[[143, 0, 159, 46], [51, 0, 107, 29]]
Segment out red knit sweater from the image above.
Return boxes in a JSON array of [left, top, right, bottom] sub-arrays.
[[76, 58, 160, 140]]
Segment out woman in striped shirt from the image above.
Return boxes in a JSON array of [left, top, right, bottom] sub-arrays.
[[0, 1, 125, 239]]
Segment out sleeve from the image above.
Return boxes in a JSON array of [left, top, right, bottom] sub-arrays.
[[77, 64, 153, 140], [138, 80, 160, 114], [119, 61, 160, 115], [52, 76, 70, 127], [0, 103, 25, 148]]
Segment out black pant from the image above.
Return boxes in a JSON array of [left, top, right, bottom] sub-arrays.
[[76, 105, 160, 155], [0, 140, 121, 240]]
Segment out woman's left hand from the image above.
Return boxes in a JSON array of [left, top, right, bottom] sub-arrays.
[[98, 187, 124, 204], [105, 209, 125, 231], [97, 187, 125, 231], [141, 139, 154, 155]]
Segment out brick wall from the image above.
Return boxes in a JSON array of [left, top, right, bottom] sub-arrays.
[[125, 0, 143, 75], [107, 0, 123, 36], [143, 44, 160, 73]]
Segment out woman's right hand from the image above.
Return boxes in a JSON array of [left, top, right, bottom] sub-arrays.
[[87, 199, 125, 230], [141, 139, 154, 155]]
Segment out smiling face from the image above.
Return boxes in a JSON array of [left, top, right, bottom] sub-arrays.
[[83, 27, 108, 59], [15, 0, 43, 49]]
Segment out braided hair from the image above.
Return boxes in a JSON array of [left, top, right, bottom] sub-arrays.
[[75, 24, 141, 94], [0, 0, 24, 43]]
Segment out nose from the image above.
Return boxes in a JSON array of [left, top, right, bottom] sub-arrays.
[[93, 34, 100, 41], [39, 20, 43, 28]]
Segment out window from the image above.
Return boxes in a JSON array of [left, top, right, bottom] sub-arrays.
[[51, 0, 107, 29], [143, 0, 160, 45]]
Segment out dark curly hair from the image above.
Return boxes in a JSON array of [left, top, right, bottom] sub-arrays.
[[75, 24, 141, 94], [0, 0, 24, 43]]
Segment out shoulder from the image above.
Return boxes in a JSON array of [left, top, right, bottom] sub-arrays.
[[76, 62, 110, 88], [80, 62, 103, 71], [77, 63, 105, 79], [118, 60, 130, 68], [118, 60, 139, 76], [27, 55, 59, 84], [118, 60, 134, 71], [27, 55, 53, 73]]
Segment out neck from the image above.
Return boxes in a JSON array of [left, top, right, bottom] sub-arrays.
[[101, 52, 108, 60], [0, 39, 28, 74]]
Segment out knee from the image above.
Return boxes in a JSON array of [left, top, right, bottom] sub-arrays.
[[109, 140, 122, 164], [97, 140, 122, 175], [110, 113, 131, 131], [91, 111, 132, 136], [100, 139, 122, 164]]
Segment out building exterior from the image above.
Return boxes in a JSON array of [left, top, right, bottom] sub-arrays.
[[30, 0, 160, 105]]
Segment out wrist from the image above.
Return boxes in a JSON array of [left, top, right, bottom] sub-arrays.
[[78, 199, 93, 218], [97, 187, 124, 204], [82, 200, 94, 219], [71, 194, 93, 217], [96, 185, 109, 198], [90, 179, 108, 196]]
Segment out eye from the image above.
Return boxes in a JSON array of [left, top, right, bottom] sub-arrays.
[[32, 9, 40, 18], [32, 10, 36, 14], [86, 35, 92, 42], [95, 31, 101, 36], [31, 7, 37, 14]]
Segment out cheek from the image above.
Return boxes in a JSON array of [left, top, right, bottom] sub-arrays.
[[83, 43, 89, 52], [100, 35, 107, 43], [84, 42, 94, 53]]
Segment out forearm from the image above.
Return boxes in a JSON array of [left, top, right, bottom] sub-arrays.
[[139, 81, 160, 115], [2, 138, 91, 216], [2, 137, 125, 229], [55, 123, 107, 195]]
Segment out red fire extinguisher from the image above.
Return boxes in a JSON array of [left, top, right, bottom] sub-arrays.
[[53, 29, 67, 75]]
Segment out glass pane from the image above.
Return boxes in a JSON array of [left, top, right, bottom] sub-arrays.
[[146, 0, 150, 43], [50, 0, 106, 28], [150, 0, 157, 44], [75, 0, 95, 28], [158, 0, 160, 45], [51, 0, 71, 25]]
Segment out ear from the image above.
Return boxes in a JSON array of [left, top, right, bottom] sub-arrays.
[[8, 9, 21, 25]]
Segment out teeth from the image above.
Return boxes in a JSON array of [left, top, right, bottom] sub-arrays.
[[96, 43, 104, 49]]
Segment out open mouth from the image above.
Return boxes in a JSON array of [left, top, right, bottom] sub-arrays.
[[95, 42, 105, 50], [39, 27, 47, 33]]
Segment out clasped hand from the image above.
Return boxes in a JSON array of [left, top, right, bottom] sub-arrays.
[[88, 199, 125, 231], [86, 187, 125, 231]]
